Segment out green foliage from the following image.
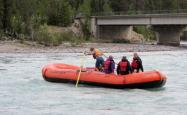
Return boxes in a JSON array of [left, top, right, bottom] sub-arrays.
[[78, 0, 92, 40], [0, 0, 3, 30], [91, 0, 105, 14], [110, 0, 130, 12], [0, 0, 12, 32], [35, 24, 52, 46], [160, 0, 178, 10], [81, 19, 91, 40], [79, 0, 92, 17], [134, 26, 156, 41], [110, 0, 187, 14], [0, 30, 3, 40], [35, 24, 84, 46], [35, 24, 65, 46], [10, 15, 24, 36], [1, 0, 187, 43], [103, 0, 113, 14], [69, 0, 83, 12], [47, 0, 73, 27]]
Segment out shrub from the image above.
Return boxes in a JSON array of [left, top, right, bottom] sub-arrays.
[[35, 24, 84, 46], [134, 26, 156, 41], [35, 24, 51, 46]]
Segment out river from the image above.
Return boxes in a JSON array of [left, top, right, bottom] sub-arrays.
[[0, 51, 187, 115]]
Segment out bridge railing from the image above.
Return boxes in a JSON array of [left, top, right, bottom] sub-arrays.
[[91, 9, 187, 16]]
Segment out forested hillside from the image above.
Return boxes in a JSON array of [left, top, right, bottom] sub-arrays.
[[0, 0, 187, 45]]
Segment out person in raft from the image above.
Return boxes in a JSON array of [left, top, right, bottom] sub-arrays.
[[117, 56, 132, 75], [131, 53, 144, 73], [85, 48, 104, 71], [103, 55, 115, 74]]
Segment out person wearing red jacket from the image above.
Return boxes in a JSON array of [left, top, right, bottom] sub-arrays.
[[117, 56, 132, 75], [104, 55, 115, 74]]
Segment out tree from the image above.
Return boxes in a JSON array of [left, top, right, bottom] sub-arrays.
[[79, 0, 92, 39], [79, 0, 92, 17], [0, 0, 3, 30], [160, 0, 178, 11], [91, 0, 105, 14], [103, 0, 113, 14], [47, 0, 73, 26], [179, 0, 187, 9], [110, 0, 129, 12], [1, 0, 12, 33], [69, 0, 83, 13]]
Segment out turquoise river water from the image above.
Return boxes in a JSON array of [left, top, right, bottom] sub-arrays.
[[0, 51, 187, 115]]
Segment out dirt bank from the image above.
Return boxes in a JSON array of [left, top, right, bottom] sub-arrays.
[[0, 40, 186, 53]]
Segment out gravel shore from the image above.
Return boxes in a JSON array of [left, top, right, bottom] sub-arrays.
[[0, 40, 186, 53]]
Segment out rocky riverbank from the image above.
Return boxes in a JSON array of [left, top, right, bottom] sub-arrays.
[[0, 40, 186, 53]]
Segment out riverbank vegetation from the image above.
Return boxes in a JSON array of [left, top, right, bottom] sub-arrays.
[[0, 0, 187, 46]]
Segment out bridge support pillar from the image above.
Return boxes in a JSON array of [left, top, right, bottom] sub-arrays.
[[153, 25, 186, 46]]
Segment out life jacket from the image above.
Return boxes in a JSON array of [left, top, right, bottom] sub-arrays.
[[131, 58, 138, 68], [119, 61, 128, 71], [94, 49, 103, 57], [104, 59, 111, 70]]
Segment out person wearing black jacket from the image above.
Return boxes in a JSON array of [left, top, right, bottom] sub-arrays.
[[131, 53, 144, 73], [117, 56, 132, 75]]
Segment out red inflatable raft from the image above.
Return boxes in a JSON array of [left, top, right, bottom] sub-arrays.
[[42, 63, 167, 88]]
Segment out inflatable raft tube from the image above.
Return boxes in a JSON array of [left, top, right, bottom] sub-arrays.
[[42, 63, 167, 89]]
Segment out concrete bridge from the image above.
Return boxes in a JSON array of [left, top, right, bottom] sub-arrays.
[[90, 14, 187, 46]]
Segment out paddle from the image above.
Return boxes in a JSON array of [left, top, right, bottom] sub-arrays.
[[75, 53, 85, 88]]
